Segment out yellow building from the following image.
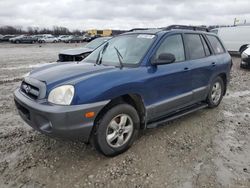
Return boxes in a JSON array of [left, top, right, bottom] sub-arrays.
[[87, 29, 112, 37]]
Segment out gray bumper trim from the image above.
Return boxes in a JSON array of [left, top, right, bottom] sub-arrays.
[[14, 89, 110, 141]]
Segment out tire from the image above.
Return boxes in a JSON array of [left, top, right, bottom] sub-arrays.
[[16, 40, 20, 44], [92, 104, 140, 156], [206, 77, 225, 108]]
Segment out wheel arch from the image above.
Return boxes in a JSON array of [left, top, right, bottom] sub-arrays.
[[94, 93, 146, 130], [217, 73, 227, 96]]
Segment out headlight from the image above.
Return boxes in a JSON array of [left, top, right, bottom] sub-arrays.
[[48, 85, 74, 105]]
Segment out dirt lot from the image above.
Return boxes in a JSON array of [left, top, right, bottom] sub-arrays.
[[0, 43, 249, 188]]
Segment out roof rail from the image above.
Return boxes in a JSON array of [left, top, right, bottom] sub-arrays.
[[161, 25, 209, 32], [128, 28, 153, 32]]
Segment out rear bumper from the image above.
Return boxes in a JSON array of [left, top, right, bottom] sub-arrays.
[[14, 89, 109, 142]]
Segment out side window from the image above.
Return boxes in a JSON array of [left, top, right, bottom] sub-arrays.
[[206, 35, 225, 54], [156, 34, 185, 62], [185, 34, 206, 59], [200, 35, 211, 56]]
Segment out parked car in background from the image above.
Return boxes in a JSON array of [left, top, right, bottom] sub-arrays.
[[10, 35, 38, 43], [63, 35, 85, 43], [85, 35, 100, 42], [14, 25, 232, 156], [59, 35, 72, 42], [211, 26, 250, 53], [58, 37, 111, 62], [9, 35, 25, 43], [32, 34, 47, 40], [38, 36, 59, 43], [241, 46, 250, 69], [57, 35, 69, 42], [0, 34, 3, 40], [0, 35, 16, 42]]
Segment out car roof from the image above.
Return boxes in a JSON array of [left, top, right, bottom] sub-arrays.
[[124, 25, 210, 36], [125, 29, 162, 35]]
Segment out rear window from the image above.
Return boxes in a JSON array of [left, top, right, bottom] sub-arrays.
[[185, 34, 206, 60], [206, 35, 225, 54]]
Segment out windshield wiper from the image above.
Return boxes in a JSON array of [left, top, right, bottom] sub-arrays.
[[96, 43, 109, 65], [114, 46, 123, 69]]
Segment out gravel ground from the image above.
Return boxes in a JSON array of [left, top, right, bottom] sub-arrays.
[[0, 43, 249, 188]]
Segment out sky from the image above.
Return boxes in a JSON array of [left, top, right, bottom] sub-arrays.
[[0, 0, 249, 30]]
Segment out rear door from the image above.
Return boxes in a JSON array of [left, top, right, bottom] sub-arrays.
[[147, 34, 193, 120], [183, 33, 217, 102]]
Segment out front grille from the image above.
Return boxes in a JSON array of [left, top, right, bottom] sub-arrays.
[[21, 81, 39, 100], [59, 54, 89, 62], [20, 77, 46, 100], [59, 54, 74, 62]]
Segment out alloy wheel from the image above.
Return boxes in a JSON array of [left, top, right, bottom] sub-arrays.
[[106, 114, 134, 148]]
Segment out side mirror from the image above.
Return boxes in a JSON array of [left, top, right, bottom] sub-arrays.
[[153, 53, 176, 65]]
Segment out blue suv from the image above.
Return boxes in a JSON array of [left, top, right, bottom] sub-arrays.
[[14, 25, 232, 156]]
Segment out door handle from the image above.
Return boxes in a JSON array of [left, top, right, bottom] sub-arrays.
[[211, 62, 216, 67], [184, 67, 189, 71]]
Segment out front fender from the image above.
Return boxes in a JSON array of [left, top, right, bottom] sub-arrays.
[[72, 67, 151, 105]]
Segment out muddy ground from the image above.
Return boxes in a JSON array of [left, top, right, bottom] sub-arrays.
[[0, 43, 249, 188]]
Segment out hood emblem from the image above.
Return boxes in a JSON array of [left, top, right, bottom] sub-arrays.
[[24, 85, 31, 93]]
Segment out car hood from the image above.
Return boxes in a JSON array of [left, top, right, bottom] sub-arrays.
[[59, 47, 93, 56], [29, 62, 115, 85]]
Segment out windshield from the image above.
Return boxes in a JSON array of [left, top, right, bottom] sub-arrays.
[[85, 37, 110, 49], [83, 34, 155, 66]]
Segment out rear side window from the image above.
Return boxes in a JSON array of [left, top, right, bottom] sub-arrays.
[[206, 35, 225, 54], [185, 34, 206, 59], [156, 34, 185, 62], [200, 35, 211, 56]]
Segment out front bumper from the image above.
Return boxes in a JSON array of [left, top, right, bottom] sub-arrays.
[[14, 89, 109, 141]]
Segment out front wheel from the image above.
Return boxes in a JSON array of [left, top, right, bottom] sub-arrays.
[[92, 104, 140, 156], [207, 77, 225, 108]]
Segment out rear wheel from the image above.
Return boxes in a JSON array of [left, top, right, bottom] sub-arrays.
[[92, 104, 140, 156], [207, 77, 225, 108]]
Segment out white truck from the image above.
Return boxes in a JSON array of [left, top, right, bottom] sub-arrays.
[[211, 26, 250, 53]]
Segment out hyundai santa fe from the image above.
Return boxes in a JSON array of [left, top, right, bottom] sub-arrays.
[[14, 25, 232, 156]]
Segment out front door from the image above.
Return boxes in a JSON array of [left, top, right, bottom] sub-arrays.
[[146, 34, 193, 121]]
